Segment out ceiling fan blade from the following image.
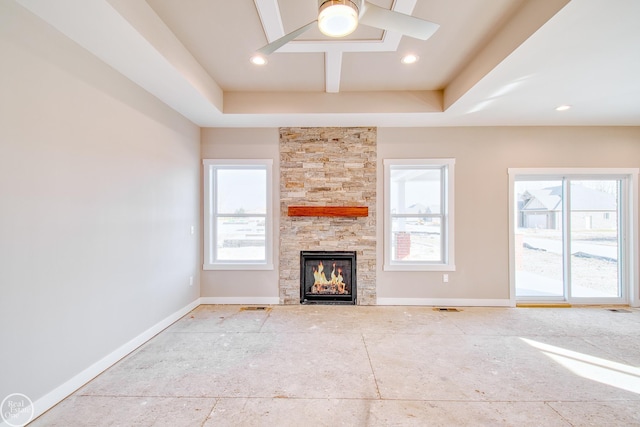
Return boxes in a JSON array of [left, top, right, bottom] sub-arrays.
[[359, 1, 439, 40], [257, 20, 317, 55]]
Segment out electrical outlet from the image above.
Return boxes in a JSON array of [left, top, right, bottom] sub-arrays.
[[189, 276, 194, 286], [443, 274, 449, 283], [190, 225, 195, 235]]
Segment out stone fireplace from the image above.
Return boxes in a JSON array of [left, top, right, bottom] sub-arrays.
[[300, 251, 357, 304], [279, 127, 376, 305]]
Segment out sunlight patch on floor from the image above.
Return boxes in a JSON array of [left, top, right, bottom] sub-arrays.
[[521, 337, 640, 394]]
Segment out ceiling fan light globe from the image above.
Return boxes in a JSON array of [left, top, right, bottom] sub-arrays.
[[318, 1, 359, 37]]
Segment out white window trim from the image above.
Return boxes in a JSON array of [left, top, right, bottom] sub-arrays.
[[384, 158, 456, 272], [507, 168, 639, 307], [203, 159, 273, 271]]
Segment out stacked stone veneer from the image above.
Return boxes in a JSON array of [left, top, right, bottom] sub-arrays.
[[279, 127, 377, 305]]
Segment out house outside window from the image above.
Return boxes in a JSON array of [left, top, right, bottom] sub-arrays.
[[203, 159, 273, 270], [384, 159, 455, 271]]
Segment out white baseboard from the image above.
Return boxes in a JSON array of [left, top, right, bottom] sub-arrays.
[[376, 298, 514, 307], [199, 297, 280, 305], [27, 298, 200, 424], [199, 297, 513, 307]]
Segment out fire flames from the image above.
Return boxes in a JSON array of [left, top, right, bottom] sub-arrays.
[[310, 261, 347, 294]]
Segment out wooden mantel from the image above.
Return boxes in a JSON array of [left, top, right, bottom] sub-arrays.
[[288, 206, 368, 217]]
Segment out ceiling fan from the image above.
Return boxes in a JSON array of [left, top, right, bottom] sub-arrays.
[[257, 0, 439, 55]]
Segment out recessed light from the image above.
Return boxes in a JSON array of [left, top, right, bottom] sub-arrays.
[[401, 54, 419, 64], [250, 55, 267, 66], [555, 104, 571, 111]]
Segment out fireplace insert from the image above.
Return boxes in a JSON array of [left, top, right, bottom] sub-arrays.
[[300, 251, 356, 305]]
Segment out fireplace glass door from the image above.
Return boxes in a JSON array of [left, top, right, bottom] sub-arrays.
[[300, 251, 356, 304]]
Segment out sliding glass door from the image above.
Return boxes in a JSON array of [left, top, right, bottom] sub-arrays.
[[514, 180, 565, 299], [511, 171, 634, 304], [569, 180, 621, 298]]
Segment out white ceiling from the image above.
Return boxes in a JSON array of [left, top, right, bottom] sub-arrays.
[[14, 0, 640, 127]]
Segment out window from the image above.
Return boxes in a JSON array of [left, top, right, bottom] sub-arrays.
[[203, 159, 273, 270], [384, 159, 455, 271]]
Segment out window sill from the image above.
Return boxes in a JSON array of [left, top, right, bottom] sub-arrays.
[[204, 263, 274, 271], [383, 263, 456, 272]]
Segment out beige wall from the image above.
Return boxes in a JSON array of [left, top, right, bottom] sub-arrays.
[[0, 1, 200, 405], [200, 126, 640, 304], [377, 127, 640, 302], [200, 128, 280, 300]]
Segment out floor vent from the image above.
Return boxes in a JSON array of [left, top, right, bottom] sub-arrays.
[[240, 306, 271, 312], [433, 307, 461, 312], [608, 308, 632, 313]]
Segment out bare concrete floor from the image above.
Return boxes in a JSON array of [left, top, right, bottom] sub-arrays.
[[31, 305, 640, 426]]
